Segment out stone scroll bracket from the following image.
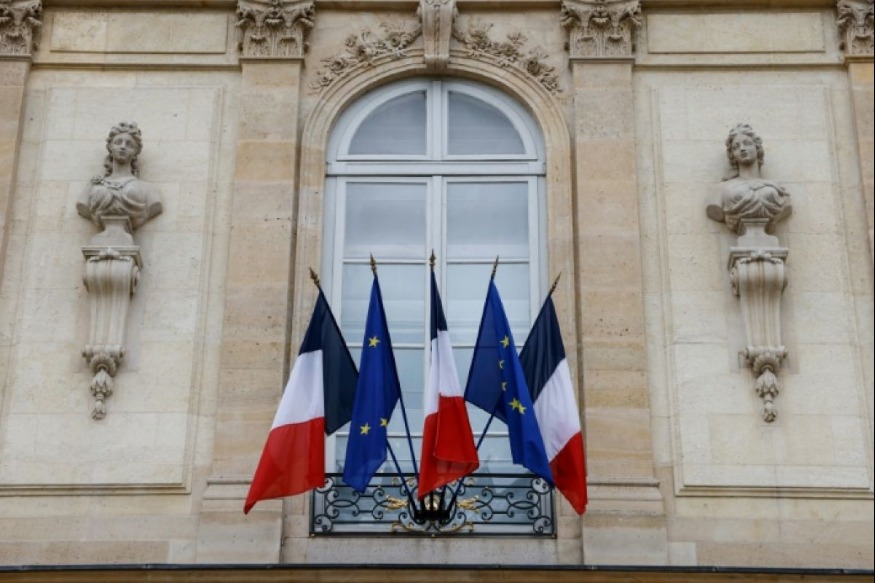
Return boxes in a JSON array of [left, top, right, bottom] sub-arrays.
[[561, 0, 642, 61], [0, 0, 42, 58], [420, 0, 457, 70], [236, 0, 315, 60]]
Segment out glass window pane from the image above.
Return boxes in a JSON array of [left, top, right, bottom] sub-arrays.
[[344, 182, 426, 259], [447, 91, 525, 156], [349, 91, 427, 155], [446, 263, 530, 346], [341, 263, 426, 345], [446, 182, 529, 260]]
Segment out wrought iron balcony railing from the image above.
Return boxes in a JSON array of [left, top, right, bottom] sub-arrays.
[[311, 472, 554, 536]]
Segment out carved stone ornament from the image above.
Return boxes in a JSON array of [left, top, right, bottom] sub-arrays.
[[707, 124, 792, 422], [236, 0, 315, 59], [0, 0, 42, 56], [561, 0, 641, 60], [837, 0, 874, 57], [76, 122, 162, 419], [452, 20, 560, 94], [419, 0, 457, 70]]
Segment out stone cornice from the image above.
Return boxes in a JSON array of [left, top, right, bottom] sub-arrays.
[[39, 0, 838, 8]]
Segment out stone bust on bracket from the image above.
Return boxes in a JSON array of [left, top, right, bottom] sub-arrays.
[[706, 123, 792, 236], [76, 121, 162, 246]]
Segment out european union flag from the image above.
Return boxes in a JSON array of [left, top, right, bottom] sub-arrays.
[[464, 280, 554, 484], [342, 275, 401, 493]]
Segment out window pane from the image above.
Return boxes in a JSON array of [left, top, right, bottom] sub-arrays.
[[446, 182, 529, 260], [447, 91, 525, 156], [341, 263, 425, 345], [349, 91, 427, 155], [446, 263, 531, 346], [345, 182, 426, 259]]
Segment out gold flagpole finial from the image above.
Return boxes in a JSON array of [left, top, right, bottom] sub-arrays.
[[549, 272, 561, 296], [370, 254, 377, 276], [491, 256, 500, 280], [429, 250, 436, 270], [309, 267, 321, 289]]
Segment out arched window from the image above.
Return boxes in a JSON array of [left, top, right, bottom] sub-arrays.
[[322, 79, 546, 473]]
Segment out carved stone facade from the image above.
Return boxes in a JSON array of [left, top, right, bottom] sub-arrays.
[[837, 0, 874, 57], [236, 0, 315, 59], [561, 0, 641, 60], [420, 0, 457, 70], [0, 0, 41, 56]]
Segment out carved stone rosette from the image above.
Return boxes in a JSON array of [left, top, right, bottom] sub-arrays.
[[419, 0, 457, 70], [82, 243, 141, 420], [837, 0, 874, 57], [0, 0, 42, 57], [561, 0, 641, 60], [236, 0, 315, 59]]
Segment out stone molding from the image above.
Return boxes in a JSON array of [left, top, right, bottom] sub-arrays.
[[561, 0, 641, 60], [837, 0, 874, 58], [419, 0, 457, 70], [236, 0, 315, 60], [0, 0, 42, 57]]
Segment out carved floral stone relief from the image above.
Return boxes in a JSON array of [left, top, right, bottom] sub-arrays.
[[76, 122, 163, 419], [706, 124, 792, 423], [0, 0, 42, 56], [837, 0, 874, 57], [236, 0, 315, 59], [561, 0, 641, 60]]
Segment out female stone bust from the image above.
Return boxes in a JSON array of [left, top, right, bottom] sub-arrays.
[[706, 123, 791, 234], [77, 121, 162, 245]]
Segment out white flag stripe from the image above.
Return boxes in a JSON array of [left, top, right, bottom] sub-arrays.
[[532, 359, 580, 460], [271, 350, 324, 429], [425, 330, 463, 417]]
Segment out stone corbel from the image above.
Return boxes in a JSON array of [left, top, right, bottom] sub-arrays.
[[837, 0, 874, 58], [419, 0, 457, 70], [0, 0, 42, 57], [561, 0, 641, 60], [236, 0, 315, 59]]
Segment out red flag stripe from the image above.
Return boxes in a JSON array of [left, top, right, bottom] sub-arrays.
[[549, 431, 587, 515]]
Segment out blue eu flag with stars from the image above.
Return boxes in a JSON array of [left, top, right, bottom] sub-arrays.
[[464, 279, 554, 485], [343, 275, 402, 493]]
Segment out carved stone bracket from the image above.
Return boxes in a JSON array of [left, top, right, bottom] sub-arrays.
[[419, 0, 457, 70], [236, 0, 315, 59], [561, 0, 641, 60], [728, 227, 789, 423], [82, 243, 141, 420], [0, 0, 42, 57], [837, 0, 874, 58]]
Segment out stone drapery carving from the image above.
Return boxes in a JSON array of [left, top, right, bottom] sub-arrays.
[[707, 124, 792, 422], [452, 20, 560, 93], [77, 122, 162, 419], [0, 0, 42, 56], [419, 0, 457, 70], [561, 0, 641, 60], [236, 0, 315, 59], [837, 0, 874, 57]]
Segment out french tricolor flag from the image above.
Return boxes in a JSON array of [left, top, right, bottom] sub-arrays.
[[244, 290, 357, 514], [417, 270, 479, 497], [520, 294, 588, 515]]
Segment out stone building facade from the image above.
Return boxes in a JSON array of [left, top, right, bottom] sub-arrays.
[[0, 0, 872, 578]]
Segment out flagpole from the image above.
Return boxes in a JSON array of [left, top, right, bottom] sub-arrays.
[[370, 255, 421, 481]]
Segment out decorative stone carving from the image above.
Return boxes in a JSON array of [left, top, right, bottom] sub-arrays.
[[0, 0, 42, 56], [452, 20, 560, 94], [707, 124, 792, 423], [77, 122, 162, 419], [837, 0, 874, 57], [561, 0, 641, 60], [236, 0, 315, 59], [310, 21, 422, 91], [419, 0, 457, 70]]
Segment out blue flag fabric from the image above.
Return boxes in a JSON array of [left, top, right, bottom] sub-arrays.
[[342, 276, 402, 493], [464, 280, 554, 484]]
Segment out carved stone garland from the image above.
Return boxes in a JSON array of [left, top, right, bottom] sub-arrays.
[[236, 0, 315, 59], [837, 0, 874, 57], [561, 0, 641, 60], [77, 122, 162, 419], [707, 124, 792, 422], [0, 0, 42, 56]]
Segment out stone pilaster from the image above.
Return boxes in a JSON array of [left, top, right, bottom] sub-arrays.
[[196, 4, 310, 562], [565, 0, 667, 564]]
